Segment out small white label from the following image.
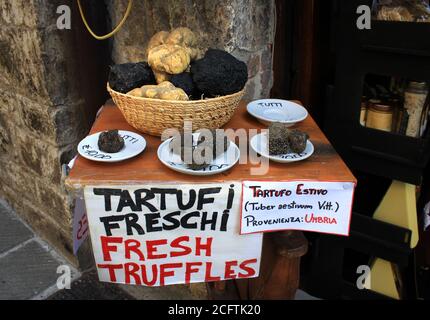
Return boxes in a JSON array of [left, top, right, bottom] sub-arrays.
[[241, 181, 355, 235]]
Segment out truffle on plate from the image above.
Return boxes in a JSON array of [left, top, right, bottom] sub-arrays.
[[108, 62, 155, 93], [196, 129, 230, 158], [98, 130, 125, 153], [288, 130, 309, 154], [169, 129, 230, 170], [268, 123, 291, 155], [190, 49, 248, 97], [169, 132, 204, 169], [268, 123, 309, 155], [188, 130, 230, 170]]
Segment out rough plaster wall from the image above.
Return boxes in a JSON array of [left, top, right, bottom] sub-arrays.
[[0, 0, 91, 264], [106, 0, 276, 99]]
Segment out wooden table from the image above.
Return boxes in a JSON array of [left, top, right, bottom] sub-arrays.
[[66, 100, 356, 299]]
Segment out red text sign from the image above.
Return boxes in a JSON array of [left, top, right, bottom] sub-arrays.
[[85, 183, 263, 286]]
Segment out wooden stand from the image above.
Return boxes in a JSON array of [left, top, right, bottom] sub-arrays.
[[66, 100, 355, 300]]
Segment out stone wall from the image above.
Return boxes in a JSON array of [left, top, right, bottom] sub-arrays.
[[106, 0, 276, 99], [0, 0, 98, 263], [0, 0, 275, 268]]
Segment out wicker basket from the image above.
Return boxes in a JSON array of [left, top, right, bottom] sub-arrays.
[[107, 83, 245, 136]]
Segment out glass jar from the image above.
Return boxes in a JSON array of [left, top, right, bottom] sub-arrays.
[[366, 102, 394, 132], [360, 97, 368, 126], [404, 81, 428, 138], [388, 95, 402, 133]]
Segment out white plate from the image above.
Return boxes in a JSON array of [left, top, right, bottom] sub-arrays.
[[247, 99, 308, 126], [78, 130, 146, 163], [250, 132, 314, 163], [157, 133, 240, 176]]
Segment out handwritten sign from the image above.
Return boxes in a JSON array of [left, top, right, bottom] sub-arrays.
[[72, 198, 89, 255], [241, 181, 355, 236], [423, 201, 430, 231], [84, 183, 263, 287]]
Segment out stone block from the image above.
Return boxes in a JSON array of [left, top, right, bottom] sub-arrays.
[[0, 203, 33, 254], [0, 161, 73, 230], [15, 134, 62, 184], [0, 89, 56, 139], [0, 240, 61, 299], [0, 0, 38, 28], [53, 103, 90, 147], [0, 26, 48, 97], [0, 189, 77, 265], [0, 111, 11, 155], [0, 162, 42, 206], [39, 31, 80, 106]]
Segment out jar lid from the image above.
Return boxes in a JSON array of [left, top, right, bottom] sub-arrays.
[[368, 99, 382, 105], [370, 103, 393, 112], [408, 81, 428, 91]]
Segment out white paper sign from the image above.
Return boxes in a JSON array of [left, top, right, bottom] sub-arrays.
[[72, 198, 89, 255], [84, 183, 263, 287], [241, 181, 355, 236], [423, 201, 430, 231]]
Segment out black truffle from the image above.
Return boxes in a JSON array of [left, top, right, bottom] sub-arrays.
[[169, 129, 230, 170], [268, 123, 309, 155], [190, 49, 248, 97], [169, 133, 208, 170], [98, 130, 125, 153], [170, 73, 195, 97], [197, 129, 230, 159], [108, 62, 155, 93], [170, 132, 190, 159], [288, 130, 309, 154], [268, 123, 291, 155]]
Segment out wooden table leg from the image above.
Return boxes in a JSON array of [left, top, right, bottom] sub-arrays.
[[256, 231, 308, 299], [207, 280, 240, 300]]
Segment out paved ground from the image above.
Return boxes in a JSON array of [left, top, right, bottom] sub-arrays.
[[0, 199, 318, 300], [0, 201, 79, 299], [48, 270, 135, 300], [0, 200, 197, 300]]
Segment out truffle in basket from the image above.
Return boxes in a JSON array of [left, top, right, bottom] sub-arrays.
[[108, 62, 155, 93], [190, 49, 248, 97], [127, 81, 189, 101], [268, 123, 309, 155], [153, 70, 171, 84], [98, 130, 125, 153], [147, 28, 202, 61], [146, 30, 170, 57], [166, 27, 202, 61], [170, 72, 196, 97], [148, 44, 191, 75]]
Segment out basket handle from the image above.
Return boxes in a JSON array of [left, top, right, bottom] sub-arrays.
[[77, 0, 133, 40]]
